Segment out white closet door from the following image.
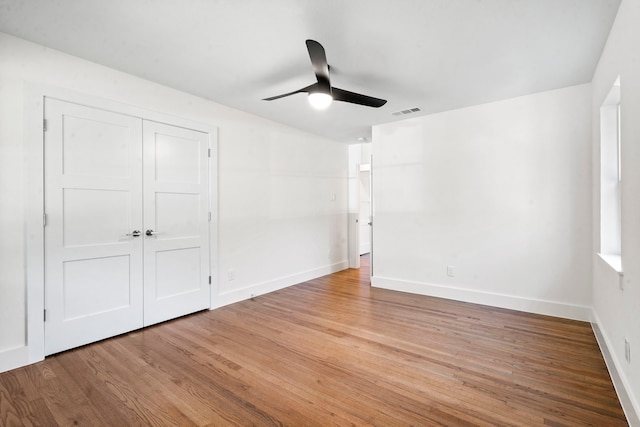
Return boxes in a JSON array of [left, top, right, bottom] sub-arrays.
[[142, 121, 210, 326], [44, 99, 144, 355]]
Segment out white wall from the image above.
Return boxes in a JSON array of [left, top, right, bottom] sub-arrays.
[[591, 0, 640, 421], [0, 32, 348, 372], [218, 128, 348, 305], [372, 84, 592, 320]]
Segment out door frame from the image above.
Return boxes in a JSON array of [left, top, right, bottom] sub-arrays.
[[24, 85, 218, 365], [358, 164, 372, 256], [348, 165, 361, 269], [365, 158, 374, 277], [347, 160, 373, 271]]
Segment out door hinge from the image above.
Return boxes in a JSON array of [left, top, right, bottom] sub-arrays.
[[208, 212, 212, 222], [43, 213, 47, 227], [43, 119, 47, 132], [208, 148, 211, 158], [43, 309, 46, 322], [208, 275, 212, 285]]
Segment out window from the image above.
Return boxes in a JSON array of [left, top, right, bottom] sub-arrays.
[[599, 76, 622, 272]]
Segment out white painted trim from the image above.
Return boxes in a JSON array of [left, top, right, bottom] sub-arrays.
[[18, 84, 219, 373], [347, 212, 360, 269], [598, 252, 623, 274], [209, 128, 219, 309], [211, 261, 349, 309], [371, 276, 592, 321], [0, 347, 29, 374], [24, 86, 46, 368], [592, 312, 640, 427], [33, 85, 218, 134]]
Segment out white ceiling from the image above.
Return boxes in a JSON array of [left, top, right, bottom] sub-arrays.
[[0, 0, 621, 143]]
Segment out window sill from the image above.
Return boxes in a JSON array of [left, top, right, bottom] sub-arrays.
[[598, 253, 623, 275]]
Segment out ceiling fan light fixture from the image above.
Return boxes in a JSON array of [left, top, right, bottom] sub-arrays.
[[308, 92, 333, 110], [264, 40, 387, 109]]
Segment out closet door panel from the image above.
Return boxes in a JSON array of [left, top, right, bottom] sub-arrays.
[[142, 121, 210, 326], [44, 98, 144, 355]]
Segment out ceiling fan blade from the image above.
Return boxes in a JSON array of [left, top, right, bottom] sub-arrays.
[[331, 87, 387, 108], [263, 84, 317, 101], [305, 40, 331, 93]]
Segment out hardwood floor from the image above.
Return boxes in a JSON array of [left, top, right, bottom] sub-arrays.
[[0, 255, 627, 426]]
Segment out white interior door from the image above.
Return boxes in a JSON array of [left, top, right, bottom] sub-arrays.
[[142, 121, 210, 326], [44, 98, 144, 355], [45, 99, 212, 354]]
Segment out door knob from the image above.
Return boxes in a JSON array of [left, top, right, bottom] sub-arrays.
[[145, 229, 159, 236], [126, 230, 141, 237]]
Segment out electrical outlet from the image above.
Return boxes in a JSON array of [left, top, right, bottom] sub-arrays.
[[625, 339, 631, 363], [447, 265, 455, 277], [227, 269, 235, 281]]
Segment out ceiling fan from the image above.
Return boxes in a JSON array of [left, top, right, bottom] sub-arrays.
[[263, 39, 387, 110]]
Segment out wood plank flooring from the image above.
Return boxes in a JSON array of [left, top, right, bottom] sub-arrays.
[[0, 255, 627, 426]]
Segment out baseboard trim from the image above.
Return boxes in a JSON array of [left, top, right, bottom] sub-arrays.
[[211, 261, 349, 309], [592, 313, 640, 427], [0, 345, 29, 374], [371, 276, 592, 321]]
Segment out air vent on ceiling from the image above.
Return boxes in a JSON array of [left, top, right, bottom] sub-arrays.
[[392, 107, 421, 116]]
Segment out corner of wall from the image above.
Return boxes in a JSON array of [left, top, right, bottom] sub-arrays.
[[592, 311, 640, 426], [212, 260, 349, 309]]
